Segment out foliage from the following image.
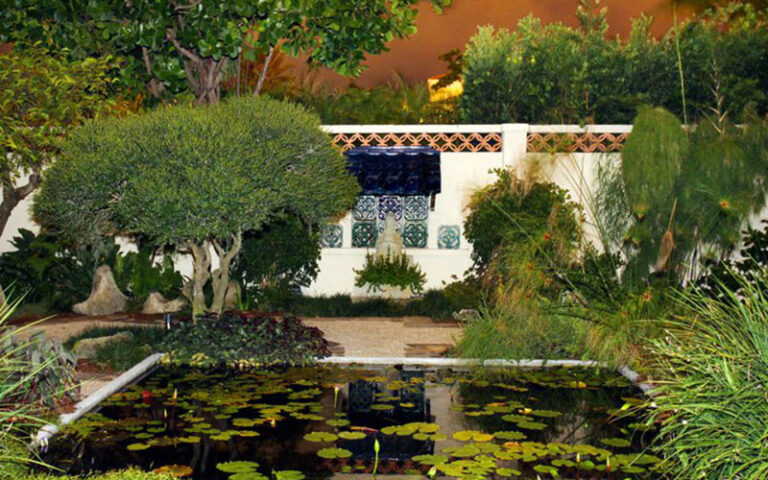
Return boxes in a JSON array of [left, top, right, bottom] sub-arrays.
[[0, 44, 114, 238], [113, 245, 184, 303], [63, 326, 168, 372], [463, 169, 582, 281], [597, 107, 768, 285], [354, 253, 427, 294], [34, 95, 359, 314], [0, 298, 75, 476], [286, 75, 457, 124], [698, 220, 768, 296], [161, 312, 330, 367], [457, 304, 587, 360], [647, 268, 768, 480], [231, 215, 320, 297], [460, 3, 768, 124], [260, 277, 481, 320], [1, 0, 451, 104], [0, 230, 182, 311], [28, 469, 172, 480]]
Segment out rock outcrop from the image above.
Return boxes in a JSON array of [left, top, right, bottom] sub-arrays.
[[142, 292, 186, 314], [73, 265, 128, 316]]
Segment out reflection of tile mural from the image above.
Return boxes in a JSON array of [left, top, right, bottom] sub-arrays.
[[352, 222, 377, 248], [403, 222, 428, 248], [438, 225, 461, 249], [320, 225, 343, 248]]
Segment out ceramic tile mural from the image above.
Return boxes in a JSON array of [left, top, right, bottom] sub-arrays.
[[438, 225, 461, 249], [353, 195, 377, 221], [403, 222, 428, 248], [377, 195, 403, 221], [352, 222, 377, 248], [320, 225, 343, 248], [403, 195, 429, 221]]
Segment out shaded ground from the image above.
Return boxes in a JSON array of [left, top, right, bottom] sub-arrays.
[[22, 313, 462, 397]]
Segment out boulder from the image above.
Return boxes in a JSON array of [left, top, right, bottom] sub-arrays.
[[73, 265, 128, 316], [142, 292, 186, 314], [72, 331, 133, 360]]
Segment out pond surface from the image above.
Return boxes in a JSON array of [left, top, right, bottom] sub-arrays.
[[44, 365, 660, 479]]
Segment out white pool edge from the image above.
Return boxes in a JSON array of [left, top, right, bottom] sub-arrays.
[[33, 352, 166, 447], [33, 353, 654, 447]]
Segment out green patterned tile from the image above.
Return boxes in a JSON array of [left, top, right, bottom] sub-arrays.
[[352, 222, 377, 248], [320, 224, 343, 248], [438, 225, 460, 249], [403, 222, 428, 248]]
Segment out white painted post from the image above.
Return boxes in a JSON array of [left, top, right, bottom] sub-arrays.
[[500, 123, 529, 169]]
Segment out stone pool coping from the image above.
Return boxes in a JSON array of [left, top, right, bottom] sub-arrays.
[[33, 353, 654, 447]]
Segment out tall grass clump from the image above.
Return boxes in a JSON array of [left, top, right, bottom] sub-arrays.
[[647, 267, 768, 480]]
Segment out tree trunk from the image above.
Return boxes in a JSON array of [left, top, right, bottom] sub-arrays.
[[188, 241, 211, 320], [0, 171, 41, 239], [210, 232, 242, 314]]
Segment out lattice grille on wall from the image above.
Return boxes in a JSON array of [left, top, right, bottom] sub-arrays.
[[332, 132, 502, 152], [526, 132, 629, 153]]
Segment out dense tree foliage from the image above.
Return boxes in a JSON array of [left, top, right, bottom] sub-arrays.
[[0, 45, 114, 238], [34, 96, 359, 314], [1, 0, 451, 104]]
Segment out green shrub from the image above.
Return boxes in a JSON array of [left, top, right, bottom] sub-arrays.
[[231, 215, 321, 299], [457, 304, 587, 360], [0, 230, 183, 311], [460, 4, 768, 124], [28, 469, 172, 480], [160, 312, 330, 368], [354, 253, 427, 294], [63, 326, 167, 372], [647, 268, 768, 480]]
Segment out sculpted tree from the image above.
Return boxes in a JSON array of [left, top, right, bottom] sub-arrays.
[[34, 96, 359, 314]]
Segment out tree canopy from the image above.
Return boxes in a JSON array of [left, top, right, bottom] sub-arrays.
[[34, 95, 360, 313], [1, 0, 451, 104], [0, 45, 115, 237]]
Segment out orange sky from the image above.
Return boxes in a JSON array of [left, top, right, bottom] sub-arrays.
[[291, 0, 693, 89]]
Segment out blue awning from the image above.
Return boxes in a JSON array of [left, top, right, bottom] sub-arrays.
[[346, 146, 441, 196]]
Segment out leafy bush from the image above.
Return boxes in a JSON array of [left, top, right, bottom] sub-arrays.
[[354, 253, 427, 294], [460, 4, 768, 124], [63, 326, 168, 372], [231, 215, 321, 299], [267, 277, 482, 320], [285, 75, 457, 124], [647, 268, 768, 480], [0, 230, 183, 311], [161, 312, 330, 367], [29, 469, 172, 480], [698, 220, 768, 296], [463, 169, 582, 283], [1, 327, 79, 410], [457, 304, 587, 360]]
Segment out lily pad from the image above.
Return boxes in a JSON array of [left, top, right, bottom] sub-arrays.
[[337, 431, 366, 440], [274, 470, 306, 480], [600, 437, 631, 448], [152, 465, 193, 477], [326, 419, 350, 427], [412, 454, 449, 465], [217, 461, 260, 473], [317, 447, 353, 459], [229, 473, 268, 480], [453, 430, 494, 442], [303, 432, 339, 442], [126, 443, 150, 451], [496, 467, 522, 477]]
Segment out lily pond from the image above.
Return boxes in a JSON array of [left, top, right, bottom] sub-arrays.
[[43, 365, 660, 479]]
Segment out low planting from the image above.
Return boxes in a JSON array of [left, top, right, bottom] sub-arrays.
[[354, 252, 427, 294], [160, 312, 330, 368], [64, 326, 168, 372]]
